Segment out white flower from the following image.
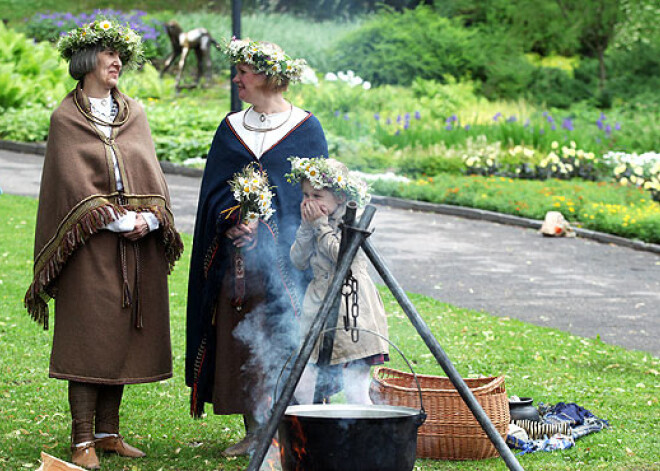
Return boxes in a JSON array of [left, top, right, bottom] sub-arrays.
[[324, 72, 338, 81], [100, 21, 112, 30], [362, 81, 371, 90], [301, 66, 318, 85], [305, 166, 320, 180]]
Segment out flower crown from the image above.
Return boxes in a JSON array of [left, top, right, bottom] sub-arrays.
[[286, 157, 371, 207], [224, 37, 307, 85], [57, 20, 145, 70]]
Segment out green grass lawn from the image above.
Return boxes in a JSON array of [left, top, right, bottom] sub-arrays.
[[0, 194, 658, 470]]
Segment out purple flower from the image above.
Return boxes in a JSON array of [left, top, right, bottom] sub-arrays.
[[615, 122, 621, 131], [493, 112, 502, 121], [546, 114, 554, 123], [414, 111, 421, 120], [385, 118, 391, 125], [524, 119, 530, 128], [396, 115, 401, 123], [334, 110, 340, 117], [551, 124, 557, 131], [561, 118, 574, 131], [404, 112, 411, 122], [445, 125, 453, 131], [464, 125, 471, 131], [395, 130, 400, 136], [373, 113, 380, 121], [596, 119, 604, 130], [404, 122, 410, 130], [605, 124, 612, 134], [343, 113, 350, 121], [507, 115, 517, 123]]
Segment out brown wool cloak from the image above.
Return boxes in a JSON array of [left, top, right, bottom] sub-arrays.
[[25, 85, 183, 385]]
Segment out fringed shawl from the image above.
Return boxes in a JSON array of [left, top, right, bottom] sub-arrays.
[[25, 84, 183, 328]]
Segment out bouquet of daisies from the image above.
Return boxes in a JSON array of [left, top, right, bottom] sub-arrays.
[[226, 163, 275, 223]]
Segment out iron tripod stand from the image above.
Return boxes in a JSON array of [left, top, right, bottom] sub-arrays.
[[247, 203, 524, 471]]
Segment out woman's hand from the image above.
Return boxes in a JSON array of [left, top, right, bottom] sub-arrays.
[[301, 200, 327, 224], [225, 220, 259, 249], [122, 213, 149, 241]]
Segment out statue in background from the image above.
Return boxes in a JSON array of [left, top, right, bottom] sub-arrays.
[[160, 20, 220, 90]]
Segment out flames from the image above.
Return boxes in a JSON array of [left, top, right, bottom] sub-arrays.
[[289, 416, 307, 464], [262, 416, 308, 471], [264, 438, 282, 471]]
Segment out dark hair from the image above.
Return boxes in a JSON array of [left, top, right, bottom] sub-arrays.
[[69, 44, 112, 81]]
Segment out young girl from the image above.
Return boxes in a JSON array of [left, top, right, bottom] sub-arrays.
[[287, 157, 389, 405]]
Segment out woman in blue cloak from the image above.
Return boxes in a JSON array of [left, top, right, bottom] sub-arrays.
[[186, 38, 327, 456]]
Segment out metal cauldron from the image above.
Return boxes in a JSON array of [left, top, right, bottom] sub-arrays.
[[278, 403, 425, 471], [276, 329, 427, 471]]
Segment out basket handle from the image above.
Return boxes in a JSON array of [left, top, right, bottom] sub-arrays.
[[276, 327, 427, 419]]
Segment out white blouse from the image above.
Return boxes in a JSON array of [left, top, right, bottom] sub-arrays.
[[89, 96, 159, 233], [227, 105, 309, 159]]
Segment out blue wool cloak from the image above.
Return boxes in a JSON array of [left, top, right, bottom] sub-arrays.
[[186, 112, 328, 415]]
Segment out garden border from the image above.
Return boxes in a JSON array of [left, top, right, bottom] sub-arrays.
[[2, 139, 658, 255]]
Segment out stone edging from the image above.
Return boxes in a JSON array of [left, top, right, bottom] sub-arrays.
[[2, 139, 658, 255]]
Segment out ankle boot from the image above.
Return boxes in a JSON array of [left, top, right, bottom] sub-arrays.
[[71, 442, 100, 470], [221, 413, 260, 457]]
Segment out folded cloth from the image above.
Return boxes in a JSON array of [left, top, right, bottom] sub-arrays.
[[541, 402, 609, 440], [508, 402, 609, 454]]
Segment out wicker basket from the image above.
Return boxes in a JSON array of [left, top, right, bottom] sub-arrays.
[[369, 367, 509, 460]]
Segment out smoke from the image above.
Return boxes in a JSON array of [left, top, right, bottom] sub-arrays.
[[233, 296, 300, 424], [231, 219, 304, 424]]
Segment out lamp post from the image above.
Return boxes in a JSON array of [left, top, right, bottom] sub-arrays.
[[230, 0, 242, 112]]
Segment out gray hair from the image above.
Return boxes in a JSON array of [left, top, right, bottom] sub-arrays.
[[68, 44, 107, 81]]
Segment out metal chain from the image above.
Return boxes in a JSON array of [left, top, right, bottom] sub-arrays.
[[342, 273, 360, 342]]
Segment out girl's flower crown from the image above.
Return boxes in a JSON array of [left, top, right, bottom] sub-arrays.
[[57, 20, 145, 70], [286, 157, 371, 207], [224, 37, 307, 85]]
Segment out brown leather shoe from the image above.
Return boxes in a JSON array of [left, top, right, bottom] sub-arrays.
[[71, 443, 100, 469], [95, 435, 146, 458], [221, 433, 256, 457]]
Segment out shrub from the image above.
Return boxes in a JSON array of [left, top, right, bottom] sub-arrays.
[[0, 105, 51, 141], [329, 6, 479, 86], [0, 23, 74, 110], [528, 67, 592, 109]]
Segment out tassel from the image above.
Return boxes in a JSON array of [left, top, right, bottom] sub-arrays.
[[122, 280, 132, 308]]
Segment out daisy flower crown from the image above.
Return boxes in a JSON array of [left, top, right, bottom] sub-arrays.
[[57, 20, 145, 70], [286, 157, 371, 207], [224, 37, 307, 85]]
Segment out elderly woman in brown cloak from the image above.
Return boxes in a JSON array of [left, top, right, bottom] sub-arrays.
[[24, 20, 183, 470]]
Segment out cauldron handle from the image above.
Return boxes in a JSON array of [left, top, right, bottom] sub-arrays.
[[275, 327, 427, 422]]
